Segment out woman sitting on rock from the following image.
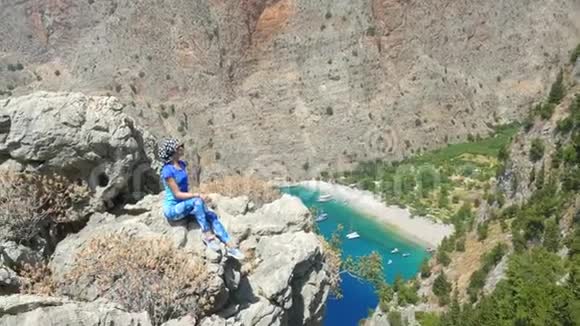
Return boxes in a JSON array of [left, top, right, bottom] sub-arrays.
[[158, 138, 244, 260]]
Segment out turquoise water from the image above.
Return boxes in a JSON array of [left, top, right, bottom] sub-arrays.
[[281, 186, 429, 326]]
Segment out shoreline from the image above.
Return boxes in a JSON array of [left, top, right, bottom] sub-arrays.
[[298, 180, 454, 248]]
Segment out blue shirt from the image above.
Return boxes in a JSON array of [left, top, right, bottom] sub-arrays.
[[161, 160, 189, 208]]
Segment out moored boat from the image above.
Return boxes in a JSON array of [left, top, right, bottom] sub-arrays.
[[317, 194, 333, 202], [346, 232, 360, 239]]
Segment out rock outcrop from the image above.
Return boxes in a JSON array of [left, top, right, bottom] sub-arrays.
[[31, 193, 330, 326], [483, 255, 509, 295], [0, 91, 330, 325], [1, 1, 579, 180], [0, 92, 160, 210]]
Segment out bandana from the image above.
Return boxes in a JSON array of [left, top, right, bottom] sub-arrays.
[[157, 138, 181, 163]]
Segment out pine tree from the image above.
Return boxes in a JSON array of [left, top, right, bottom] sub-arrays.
[[536, 163, 545, 190], [543, 219, 560, 252], [420, 258, 431, 278], [433, 271, 452, 306]]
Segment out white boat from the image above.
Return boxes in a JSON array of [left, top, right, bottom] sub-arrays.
[[387, 259, 393, 265], [346, 232, 360, 239], [317, 194, 333, 202], [426, 247, 435, 253], [315, 213, 328, 222], [402, 253, 410, 257], [390, 248, 399, 254]]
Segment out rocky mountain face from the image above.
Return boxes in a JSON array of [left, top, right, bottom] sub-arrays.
[[1, 0, 579, 180], [0, 92, 332, 326], [0, 92, 161, 210]]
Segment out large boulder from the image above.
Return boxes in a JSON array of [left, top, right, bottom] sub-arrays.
[[0, 92, 159, 210], [0, 295, 152, 326], [0, 241, 42, 270], [220, 194, 312, 241], [248, 232, 323, 308]]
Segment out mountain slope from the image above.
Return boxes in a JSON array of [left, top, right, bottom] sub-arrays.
[[1, 0, 579, 180]]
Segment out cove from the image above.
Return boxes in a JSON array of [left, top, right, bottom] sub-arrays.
[[281, 186, 429, 326]]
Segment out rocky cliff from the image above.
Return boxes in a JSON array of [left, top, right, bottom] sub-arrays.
[[1, 193, 331, 326], [1, 0, 579, 180], [0, 92, 332, 326]]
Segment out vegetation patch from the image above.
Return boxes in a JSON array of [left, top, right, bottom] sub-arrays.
[[333, 124, 518, 222], [0, 172, 90, 244]]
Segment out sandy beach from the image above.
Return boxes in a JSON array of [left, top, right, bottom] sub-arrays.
[[299, 180, 454, 247]]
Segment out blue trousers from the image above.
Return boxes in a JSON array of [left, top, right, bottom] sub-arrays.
[[164, 197, 231, 243]]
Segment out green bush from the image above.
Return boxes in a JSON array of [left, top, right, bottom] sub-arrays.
[[415, 312, 441, 326], [455, 237, 466, 252], [556, 117, 574, 133], [387, 311, 403, 326], [477, 222, 489, 241], [497, 144, 509, 161], [571, 43, 580, 64], [523, 114, 534, 132], [529, 139, 545, 162], [433, 271, 452, 306], [543, 219, 560, 252], [437, 250, 451, 267], [420, 258, 431, 278], [535, 102, 555, 120]]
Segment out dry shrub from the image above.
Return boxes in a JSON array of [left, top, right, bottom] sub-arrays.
[[62, 233, 209, 325], [0, 173, 47, 242], [19, 262, 57, 296], [0, 172, 90, 243], [199, 175, 281, 207]]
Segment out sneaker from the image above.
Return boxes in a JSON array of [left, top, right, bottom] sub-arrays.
[[226, 247, 245, 260], [203, 237, 221, 252]]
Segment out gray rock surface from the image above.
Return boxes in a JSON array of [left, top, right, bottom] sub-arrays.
[[0, 295, 152, 326], [0, 265, 20, 294], [0, 92, 159, 210], [45, 192, 329, 326], [208, 194, 250, 216], [222, 194, 311, 240], [249, 232, 323, 308], [1, 1, 579, 181], [483, 255, 509, 295], [235, 300, 285, 326], [0, 241, 41, 270], [161, 315, 197, 326]]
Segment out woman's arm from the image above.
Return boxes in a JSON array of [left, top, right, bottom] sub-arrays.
[[166, 178, 202, 200]]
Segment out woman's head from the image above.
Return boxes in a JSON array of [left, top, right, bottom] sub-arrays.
[[157, 137, 183, 163]]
